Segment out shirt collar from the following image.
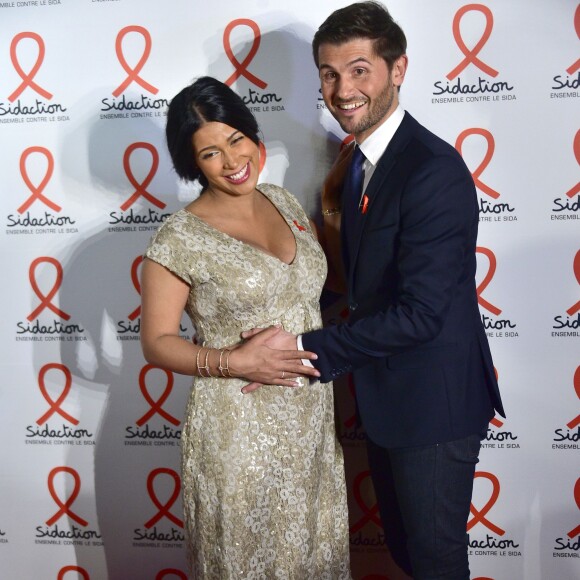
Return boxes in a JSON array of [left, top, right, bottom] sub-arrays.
[[357, 105, 405, 166]]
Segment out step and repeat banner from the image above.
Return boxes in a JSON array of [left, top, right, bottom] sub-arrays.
[[0, 0, 578, 578]]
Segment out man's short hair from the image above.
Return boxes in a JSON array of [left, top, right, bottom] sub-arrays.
[[312, 1, 407, 70]]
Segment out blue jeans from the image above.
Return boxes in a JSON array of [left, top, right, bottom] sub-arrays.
[[366, 431, 484, 580]]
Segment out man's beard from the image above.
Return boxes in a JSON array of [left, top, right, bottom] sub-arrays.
[[336, 82, 395, 137]]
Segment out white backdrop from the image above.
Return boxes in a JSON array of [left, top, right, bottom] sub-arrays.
[[0, 1, 578, 579]]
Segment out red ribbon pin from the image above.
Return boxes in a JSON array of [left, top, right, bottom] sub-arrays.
[[46, 466, 88, 527], [9, 31, 53, 102], [361, 194, 369, 214], [467, 471, 505, 536], [113, 25, 159, 97], [144, 468, 184, 528], [27, 257, 70, 321], [223, 19, 267, 89], [36, 363, 78, 426], [447, 4, 499, 80], [18, 146, 61, 214]]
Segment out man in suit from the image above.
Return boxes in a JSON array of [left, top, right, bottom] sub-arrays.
[[243, 2, 505, 578]]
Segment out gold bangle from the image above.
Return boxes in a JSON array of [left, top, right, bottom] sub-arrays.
[[224, 350, 232, 377], [195, 347, 203, 376], [197, 347, 210, 377], [218, 349, 231, 377], [204, 348, 214, 378], [321, 207, 341, 216]]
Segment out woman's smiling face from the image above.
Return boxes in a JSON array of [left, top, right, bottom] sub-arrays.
[[192, 121, 260, 197]]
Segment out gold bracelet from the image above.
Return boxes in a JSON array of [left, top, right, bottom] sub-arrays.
[[195, 347, 203, 376], [204, 348, 214, 378], [224, 350, 232, 377], [218, 349, 231, 377], [197, 347, 210, 377], [321, 207, 341, 216]]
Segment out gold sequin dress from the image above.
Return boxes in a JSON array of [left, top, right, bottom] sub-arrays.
[[145, 184, 351, 579]]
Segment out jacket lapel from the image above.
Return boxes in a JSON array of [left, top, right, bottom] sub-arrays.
[[346, 112, 414, 295]]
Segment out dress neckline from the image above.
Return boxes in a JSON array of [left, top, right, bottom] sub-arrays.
[[180, 185, 298, 267]]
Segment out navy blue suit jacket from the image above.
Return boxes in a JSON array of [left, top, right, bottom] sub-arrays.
[[303, 112, 505, 448]]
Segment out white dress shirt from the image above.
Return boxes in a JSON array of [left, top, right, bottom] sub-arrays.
[[358, 104, 405, 200]]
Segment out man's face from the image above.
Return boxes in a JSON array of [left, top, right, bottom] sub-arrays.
[[318, 38, 403, 142]]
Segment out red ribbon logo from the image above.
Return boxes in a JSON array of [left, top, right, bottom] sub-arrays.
[[128, 256, 143, 321], [121, 142, 166, 211], [565, 129, 580, 199], [447, 4, 499, 80], [566, 250, 580, 316], [8, 32, 53, 102], [36, 363, 78, 426], [27, 257, 70, 321], [568, 477, 580, 538], [46, 466, 88, 527], [566, 366, 580, 430], [137, 365, 180, 427], [113, 25, 159, 97], [341, 135, 355, 151], [223, 19, 267, 88], [468, 471, 505, 536], [350, 470, 382, 534], [18, 146, 61, 214], [475, 247, 502, 316], [258, 141, 267, 173], [456, 129, 499, 199], [567, 5, 580, 75], [144, 468, 183, 528], [156, 570, 187, 580], [58, 566, 90, 580]]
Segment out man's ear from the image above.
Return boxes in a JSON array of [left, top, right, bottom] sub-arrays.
[[392, 54, 408, 88]]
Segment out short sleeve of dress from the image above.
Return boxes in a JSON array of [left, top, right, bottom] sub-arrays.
[[144, 212, 193, 285]]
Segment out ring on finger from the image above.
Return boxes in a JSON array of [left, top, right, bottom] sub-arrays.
[[281, 370, 285, 379]]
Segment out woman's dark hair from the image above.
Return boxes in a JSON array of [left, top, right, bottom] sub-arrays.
[[165, 76, 260, 188], [312, 1, 407, 71]]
